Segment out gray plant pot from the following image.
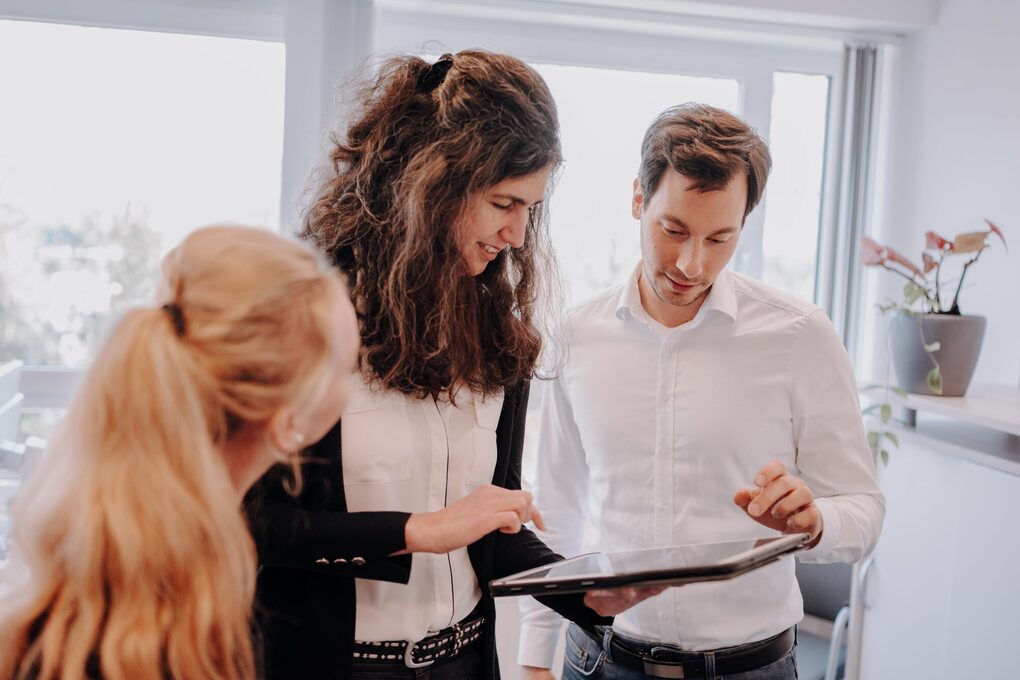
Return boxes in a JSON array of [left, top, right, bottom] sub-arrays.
[[890, 311, 986, 396]]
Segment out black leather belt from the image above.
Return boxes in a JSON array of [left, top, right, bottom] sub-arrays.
[[597, 627, 795, 679], [352, 613, 485, 669]]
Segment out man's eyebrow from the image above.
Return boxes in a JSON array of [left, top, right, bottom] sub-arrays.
[[662, 214, 739, 235]]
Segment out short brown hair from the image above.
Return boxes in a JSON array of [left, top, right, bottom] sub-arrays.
[[638, 103, 771, 221], [304, 50, 561, 399]]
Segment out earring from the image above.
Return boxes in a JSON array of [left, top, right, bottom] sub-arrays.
[[293, 433, 306, 447]]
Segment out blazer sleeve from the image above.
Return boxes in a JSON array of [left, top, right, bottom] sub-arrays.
[[490, 382, 612, 633], [244, 425, 413, 585]]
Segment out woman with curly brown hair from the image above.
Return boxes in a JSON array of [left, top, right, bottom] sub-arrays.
[[244, 51, 652, 680]]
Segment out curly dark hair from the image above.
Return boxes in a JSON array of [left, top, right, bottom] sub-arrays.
[[303, 50, 562, 399]]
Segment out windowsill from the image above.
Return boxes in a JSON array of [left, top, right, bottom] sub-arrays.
[[19, 366, 83, 409], [891, 383, 1020, 437]]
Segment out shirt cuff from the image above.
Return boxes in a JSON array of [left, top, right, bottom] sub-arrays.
[[797, 497, 842, 562], [517, 622, 565, 670]]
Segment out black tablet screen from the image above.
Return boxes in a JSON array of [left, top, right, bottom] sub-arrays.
[[513, 536, 794, 582]]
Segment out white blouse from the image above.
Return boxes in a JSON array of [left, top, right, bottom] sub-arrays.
[[340, 375, 504, 643]]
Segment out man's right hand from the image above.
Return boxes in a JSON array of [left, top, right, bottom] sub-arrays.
[[403, 484, 545, 554], [521, 666, 556, 680]]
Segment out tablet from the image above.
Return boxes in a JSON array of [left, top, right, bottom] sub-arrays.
[[489, 533, 811, 597]]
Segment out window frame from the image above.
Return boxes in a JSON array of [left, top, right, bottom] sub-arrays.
[[1, 0, 885, 408], [0, 0, 292, 408]]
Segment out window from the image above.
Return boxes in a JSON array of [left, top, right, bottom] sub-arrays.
[[532, 63, 740, 304], [538, 62, 834, 307], [381, 6, 844, 313], [0, 16, 286, 559], [0, 20, 285, 369], [761, 71, 832, 302]]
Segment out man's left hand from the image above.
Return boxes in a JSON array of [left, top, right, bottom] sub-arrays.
[[583, 586, 667, 616], [733, 460, 823, 547]]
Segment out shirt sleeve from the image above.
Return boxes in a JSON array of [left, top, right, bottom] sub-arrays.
[[517, 374, 594, 669], [790, 309, 886, 564]]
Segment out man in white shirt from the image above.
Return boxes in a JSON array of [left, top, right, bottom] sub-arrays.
[[518, 104, 884, 680]]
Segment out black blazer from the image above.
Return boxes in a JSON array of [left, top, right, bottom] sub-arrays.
[[244, 381, 608, 679]]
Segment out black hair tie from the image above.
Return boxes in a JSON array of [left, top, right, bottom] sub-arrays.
[[417, 54, 454, 93], [161, 302, 187, 338]]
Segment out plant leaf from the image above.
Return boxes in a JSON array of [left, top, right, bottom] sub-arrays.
[[886, 246, 926, 278], [927, 367, 944, 395], [861, 236, 886, 265], [881, 404, 892, 423], [885, 431, 900, 448], [880, 449, 890, 466], [903, 281, 925, 305], [985, 218, 1007, 252], [891, 386, 908, 397], [925, 231, 952, 251], [859, 383, 885, 392], [952, 231, 988, 254], [866, 431, 880, 451], [924, 341, 941, 352]]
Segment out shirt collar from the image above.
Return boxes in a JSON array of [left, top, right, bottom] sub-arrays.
[[615, 263, 739, 326], [615, 263, 644, 322]]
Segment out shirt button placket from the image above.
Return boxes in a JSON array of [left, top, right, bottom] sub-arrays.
[[652, 340, 677, 644]]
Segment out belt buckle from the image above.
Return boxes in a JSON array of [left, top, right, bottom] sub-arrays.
[[404, 639, 435, 669], [642, 660, 686, 679]]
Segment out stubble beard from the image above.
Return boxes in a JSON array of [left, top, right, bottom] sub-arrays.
[[653, 271, 708, 309]]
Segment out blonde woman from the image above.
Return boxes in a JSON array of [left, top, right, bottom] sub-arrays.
[[0, 225, 359, 680]]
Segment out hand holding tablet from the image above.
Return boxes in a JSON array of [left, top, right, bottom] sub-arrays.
[[582, 584, 668, 616], [490, 533, 811, 597], [495, 462, 818, 599]]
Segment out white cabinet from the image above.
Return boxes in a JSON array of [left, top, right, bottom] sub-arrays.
[[941, 461, 1020, 677], [856, 387, 1020, 680]]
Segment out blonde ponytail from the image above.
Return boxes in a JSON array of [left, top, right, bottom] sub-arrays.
[[0, 225, 346, 680]]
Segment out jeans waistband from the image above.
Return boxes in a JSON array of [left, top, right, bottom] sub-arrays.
[[577, 624, 795, 679]]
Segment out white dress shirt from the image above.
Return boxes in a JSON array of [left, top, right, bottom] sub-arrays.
[[518, 265, 884, 665], [340, 375, 504, 643]]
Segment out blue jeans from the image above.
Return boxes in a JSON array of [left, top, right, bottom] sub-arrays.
[[562, 624, 797, 680]]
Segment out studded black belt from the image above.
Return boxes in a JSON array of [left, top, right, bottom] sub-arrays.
[[352, 613, 485, 669]]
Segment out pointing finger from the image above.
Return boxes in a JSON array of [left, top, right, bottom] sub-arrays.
[[733, 488, 758, 509], [753, 460, 786, 487], [531, 506, 547, 532]]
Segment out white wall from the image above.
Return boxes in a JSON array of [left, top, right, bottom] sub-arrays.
[[580, 0, 940, 30], [867, 0, 1020, 386]]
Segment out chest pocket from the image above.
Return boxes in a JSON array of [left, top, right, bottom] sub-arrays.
[[340, 384, 417, 485], [467, 394, 503, 487]]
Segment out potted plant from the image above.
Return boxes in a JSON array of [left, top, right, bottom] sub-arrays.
[[861, 219, 1007, 397]]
